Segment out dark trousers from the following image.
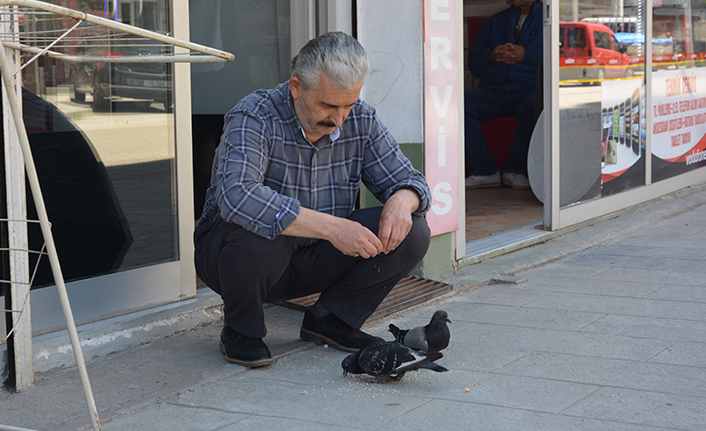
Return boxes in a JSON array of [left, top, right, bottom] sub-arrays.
[[194, 207, 431, 338], [464, 85, 537, 176]]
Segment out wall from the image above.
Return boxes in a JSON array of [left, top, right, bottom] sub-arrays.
[[357, 0, 424, 143], [357, 0, 456, 278]]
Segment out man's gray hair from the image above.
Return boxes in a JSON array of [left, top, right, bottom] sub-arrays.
[[290, 32, 370, 90]]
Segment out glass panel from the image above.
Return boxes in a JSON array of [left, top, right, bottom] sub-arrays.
[[189, 0, 291, 116], [190, 0, 291, 218], [1, 0, 177, 291], [651, 0, 706, 181], [559, 1, 647, 207]]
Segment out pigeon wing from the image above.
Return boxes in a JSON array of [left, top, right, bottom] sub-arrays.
[[400, 326, 429, 352], [357, 341, 409, 376]]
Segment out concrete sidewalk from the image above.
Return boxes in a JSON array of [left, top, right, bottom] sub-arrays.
[[2, 184, 706, 430]]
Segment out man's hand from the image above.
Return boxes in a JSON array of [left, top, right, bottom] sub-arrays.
[[281, 188, 421, 258], [282, 207, 384, 258], [329, 218, 384, 258], [489, 43, 526, 64], [378, 188, 421, 254]]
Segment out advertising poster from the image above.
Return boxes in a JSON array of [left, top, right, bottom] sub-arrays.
[[424, 0, 459, 236], [652, 68, 706, 181], [600, 78, 645, 195]]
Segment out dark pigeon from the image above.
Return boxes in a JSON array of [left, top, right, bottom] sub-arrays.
[[389, 310, 451, 353], [341, 340, 448, 383]]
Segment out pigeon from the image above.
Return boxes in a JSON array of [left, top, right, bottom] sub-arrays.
[[388, 310, 451, 353], [341, 340, 448, 383]]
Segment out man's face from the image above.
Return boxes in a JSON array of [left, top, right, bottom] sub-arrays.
[[289, 73, 363, 144]]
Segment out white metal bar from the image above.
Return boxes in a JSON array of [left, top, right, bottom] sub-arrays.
[[12, 18, 81, 75], [455, 0, 466, 260], [173, 0, 196, 301], [0, 0, 233, 62], [0, 34, 101, 431], [544, 0, 560, 229], [0, 41, 231, 63], [1, 6, 32, 390], [645, 0, 653, 186]]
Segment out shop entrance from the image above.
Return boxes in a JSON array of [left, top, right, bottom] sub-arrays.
[[462, 1, 544, 249]]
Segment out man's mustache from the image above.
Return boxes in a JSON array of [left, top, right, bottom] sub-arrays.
[[318, 121, 336, 127]]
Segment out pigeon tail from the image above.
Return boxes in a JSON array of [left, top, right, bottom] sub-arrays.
[[417, 361, 449, 373], [393, 351, 446, 374], [388, 324, 407, 343]]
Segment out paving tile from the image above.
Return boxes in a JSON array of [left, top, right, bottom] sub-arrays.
[[395, 369, 602, 414], [452, 323, 671, 361], [518, 262, 612, 279], [586, 265, 706, 286], [389, 399, 670, 431], [172, 373, 431, 429], [612, 230, 702, 248], [562, 254, 705, 271], [644, 284, 706, 303], [495, 352, 706, 398], [581, 243, 706, 260], [100, 401, 247, 431], [647, 341, 706, 368], [438, 301, 605, 330], [223, 415, 361, 431], [563, 387, 706, 430], [524, 292, 706, 321], [580, 314, 706, 343], [516, 276, 664, 298], [453, 284, 551, 307]]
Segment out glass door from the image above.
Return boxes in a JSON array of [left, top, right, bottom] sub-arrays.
[[1, 0, 190, 335]]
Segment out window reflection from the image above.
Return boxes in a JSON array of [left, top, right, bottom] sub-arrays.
[[190, 0, 291, 217], [1, 0, 177, 290], [558, 0, 647, 207]]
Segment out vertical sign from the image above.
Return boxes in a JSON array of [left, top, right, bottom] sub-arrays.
[[424, 0, 459, 236]]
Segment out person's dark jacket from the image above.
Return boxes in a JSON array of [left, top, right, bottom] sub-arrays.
[[469, 1, 543, 88]]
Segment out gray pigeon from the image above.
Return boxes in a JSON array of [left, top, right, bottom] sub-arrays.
[[341, 340, 448, 383], [388, 310, 451, 353]]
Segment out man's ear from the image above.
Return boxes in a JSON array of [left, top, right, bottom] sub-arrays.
[[289, 77, 302, 99]]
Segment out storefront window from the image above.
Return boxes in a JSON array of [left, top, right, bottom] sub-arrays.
[[651, 0, 706, 182], [558, 0, 647, 207], [190, 0, 291, 217], [1, 0, 176, 289]]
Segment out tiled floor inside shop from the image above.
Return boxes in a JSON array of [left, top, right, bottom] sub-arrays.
[[465, 186, 544, 243]]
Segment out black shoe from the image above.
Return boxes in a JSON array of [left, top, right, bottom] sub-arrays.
[[300, 308, 384, 353], [219, 325, 273, 368]]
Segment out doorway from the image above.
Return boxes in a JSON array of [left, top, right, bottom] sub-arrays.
[[463, 1, 544, 246]]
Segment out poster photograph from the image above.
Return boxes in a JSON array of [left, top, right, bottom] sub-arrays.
[[600, 77, 646, 195], [651, 68, 706, 181]]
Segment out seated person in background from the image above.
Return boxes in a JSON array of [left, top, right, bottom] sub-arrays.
[[464, 0, 543, 190]]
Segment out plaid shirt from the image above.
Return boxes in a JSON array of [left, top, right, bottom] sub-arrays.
[[198, 81, 431, 244]]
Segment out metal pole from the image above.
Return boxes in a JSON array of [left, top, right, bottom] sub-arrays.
[[0, 32, 101, 431]]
